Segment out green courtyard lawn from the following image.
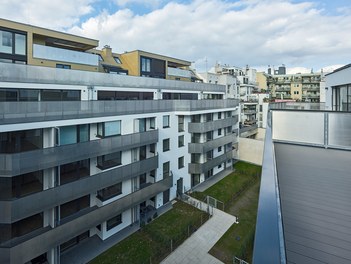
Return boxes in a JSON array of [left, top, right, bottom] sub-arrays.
[[90, 201, 209, 264], [190, 161, 261, 263], [191, 161, 261, 210]]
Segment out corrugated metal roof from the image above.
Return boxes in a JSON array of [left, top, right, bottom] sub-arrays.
[[275, 143, 351, 264]]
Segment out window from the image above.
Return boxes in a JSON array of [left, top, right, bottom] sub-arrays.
[[0, 30, 12, 53], [97, 182, 122, 201], [141, 57, 151, 72], [191, 115, 201, 123], [163, 189, 170, 204], [206, 150, 213, 161], [15, 34, 26, 55], [206, 131, 213, 142], [218, 112, 222, 119], [150, 143, 156, 154], [191, 174, 200, 187], [163, 138, 170, 152], [163, 115, 170, 128], [59, 124, 89, 145], [60, 159, 90, 185], [97, 151, 122, 170], [163, 161, 170, 178], [218, 146, 222, 152], [191, 133, 201, 143], [178, 156, 184, 169], [206, 113, 213, 122], [56, 64, 71, 69], [191, 153, 201, 163], [97, 121, 121, 138], [114, 57, 121, 64], [227, 111, 232, 117], [106, 214, 122, 231], [178, 135, 184, 147], [150, 117, 156, 129], [218, 129, 222, 136], [139, 146, 146, 160], [178, 115, 184, 132]]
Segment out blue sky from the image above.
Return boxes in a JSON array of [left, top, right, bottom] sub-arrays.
[[1, 0, 351, 73]]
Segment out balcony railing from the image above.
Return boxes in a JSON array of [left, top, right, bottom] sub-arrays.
[[188, 116, 238, 133], [0, 130, 158, 176], [0, 99, 239, 125], [188, 151, 232, 174], [188, 133, 237, 154], [167, 67, 191, 78], [0, 175, 172, 264], [33, 44, 99, 66]]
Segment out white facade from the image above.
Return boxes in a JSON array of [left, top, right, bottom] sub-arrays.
[[0, 62, 239, 264]]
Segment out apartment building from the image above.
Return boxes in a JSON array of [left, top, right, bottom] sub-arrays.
[[267, 66, 322, 102], [0, 20, 239, 264]]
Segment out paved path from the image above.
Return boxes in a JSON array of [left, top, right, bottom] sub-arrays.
[[161, 198, 237, 264]]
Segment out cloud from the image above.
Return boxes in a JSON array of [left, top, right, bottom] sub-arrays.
[[0, 0, 95, 30], [1, 0, 351, 72]]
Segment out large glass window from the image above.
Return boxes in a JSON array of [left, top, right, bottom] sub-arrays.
[[60, 159, 90, 185], [0, 171, 43, 200], [97, 121, 121, 138], [191, 174, 200, 187], [0, 129, 43, 153], [15, 34, 26, 55], [59, 124, 89, 146], [97, 182, 122, 201], [97, 151, 122, 170], [0, 30, 12, 54], [60, 196, 89, 220], [141, 57, 151, 72], [178, 156, 184, 169], [107, 214, 122, 231]]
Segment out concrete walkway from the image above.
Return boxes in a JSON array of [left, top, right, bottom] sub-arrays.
[[193, 168, 233, 192], [161, 198, 237, 264]]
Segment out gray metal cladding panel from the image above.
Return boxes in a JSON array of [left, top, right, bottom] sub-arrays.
[[0, 156, 158, 223], [188, 133, 236, 153], [188, 151, 232, 174], [328, 113, 351, 147], [274, 143, 351, 263], [0, 129, 158, 176], [188, 117, 237, 133], [3, 175, 172, 264]]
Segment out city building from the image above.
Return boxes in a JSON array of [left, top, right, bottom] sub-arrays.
[[253, 64, 351, 263], [267, 65, 322, 102], [0, 20, 239, 264]]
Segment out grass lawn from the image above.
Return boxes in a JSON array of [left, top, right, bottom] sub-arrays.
[[190, 161, 261, 263], [191, 161, 261, 209], [209, 181, 260, 263], [90, 201, 209, 264]]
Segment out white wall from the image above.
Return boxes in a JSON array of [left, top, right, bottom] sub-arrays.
[[238, 137, 264, 165]]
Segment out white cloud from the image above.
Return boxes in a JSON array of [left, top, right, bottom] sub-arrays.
[[1, 0, 351, 72], [0, 0, 95, 30]]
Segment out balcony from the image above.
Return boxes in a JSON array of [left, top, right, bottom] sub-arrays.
[[188, 133, 237, 154], [0, 175, 172, 264], [33, 44, 99, 66], [188, 151, 232, 174], [0, 100, 239, 126], [243, 109, 257, 115], [167, 67, 191, 78], [0, 156, 158, 223], [188, 116, 238, 133], [0, 130, 158, 176]]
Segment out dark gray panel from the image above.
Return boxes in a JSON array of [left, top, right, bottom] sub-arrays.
[[188, 116, 238, 133], [2, 175, 173, 264], [188, 133, 236, 154], [0, 129, 158, 176], [188, 151, 232, 174], [275, 143, 351, 263], [0, 100, 239, 125], [0, 156, 158, 223]]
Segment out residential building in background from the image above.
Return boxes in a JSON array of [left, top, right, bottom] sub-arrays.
[[0, 19, 239, 264], [266, 65, 322, 102]]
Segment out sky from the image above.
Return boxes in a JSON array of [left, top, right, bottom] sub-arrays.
[[1, 0, 350, 73]]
